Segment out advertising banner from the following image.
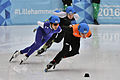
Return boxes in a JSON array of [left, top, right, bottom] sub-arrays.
[[0, 0, 120, 25], [73, 0, 120, 24]]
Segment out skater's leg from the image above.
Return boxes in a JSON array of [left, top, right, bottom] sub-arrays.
[[45, 41, 70, 71], [64, 37, 80, 58], [92, 3, 100, 20], [62, 0, 72, 6], [9, 27, 44, 62], [19, 27, 48, 64], [47, 40, 70, 69], [62, 0, 72, 10], [92, 3, 100, 25], [45, 32, 71, 70], [20, 27, 44, 54], [26, 28, 47, 56], [20, 43, 35, 54]]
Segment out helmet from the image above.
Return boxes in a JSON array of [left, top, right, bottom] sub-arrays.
[[66, 6, 76, 14], [78, 23, 89, 34], [54, 10, 61, 13], [49, 15, 60, 24]]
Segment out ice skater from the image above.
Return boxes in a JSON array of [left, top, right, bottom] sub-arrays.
[[36, 6, 79, 56], [9, 15, 61, 64], [45, 23, 92, 72]]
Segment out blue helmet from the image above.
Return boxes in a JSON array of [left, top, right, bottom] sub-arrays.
[[49, 15, 60, 24], [54, 10, 61, 13], [78, 23, 89, 34], [66, 6, 76, 14]]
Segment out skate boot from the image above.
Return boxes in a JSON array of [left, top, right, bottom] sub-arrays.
[[36, 48, 45, 56], [9, 50, 21, 62], [94, 19, 99, 25], [19, 54, 29, 65], [45, 61, 56, 72]]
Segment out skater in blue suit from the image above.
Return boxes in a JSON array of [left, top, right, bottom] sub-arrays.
[[9, 15, 61, 64]]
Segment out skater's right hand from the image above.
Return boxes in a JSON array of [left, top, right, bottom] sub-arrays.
[[69, 25, 73, 28]]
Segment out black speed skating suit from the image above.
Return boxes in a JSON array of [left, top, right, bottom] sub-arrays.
[[49, 17, 80, 65]]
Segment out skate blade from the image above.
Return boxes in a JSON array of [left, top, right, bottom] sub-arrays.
[[53, 65, 56, 69], [19, 60, 23, 65], [44, 68, 48, 72], [9, 51, 18, 62], [9, 56, 14, 62]]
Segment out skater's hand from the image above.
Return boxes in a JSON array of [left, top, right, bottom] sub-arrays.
[[82, 37, 86, 39], [37, 21, 41, 25], [33, 28, 37, 32], [81, 35, 86, 39], [37, 21, 44, 28], [69, 25, 72, 28]]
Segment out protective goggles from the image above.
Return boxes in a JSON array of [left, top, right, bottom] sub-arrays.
[[52, 23, 59, 26]]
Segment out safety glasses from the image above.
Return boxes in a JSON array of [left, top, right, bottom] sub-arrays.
[[53, 23, 59, 26]]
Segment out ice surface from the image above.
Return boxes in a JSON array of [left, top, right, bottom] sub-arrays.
[[0, 25, 120, 80]]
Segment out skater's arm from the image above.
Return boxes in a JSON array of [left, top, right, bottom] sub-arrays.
[[33, 21, 44, 32], [86, 30, 92, 38], [53, 11, 66, 18], [60, 19, 75, 31], [74, 14, 80, 20], [37, 21, 44, 28]]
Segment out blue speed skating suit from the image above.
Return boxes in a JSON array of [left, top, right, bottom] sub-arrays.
[[20, 22, 61, 56]]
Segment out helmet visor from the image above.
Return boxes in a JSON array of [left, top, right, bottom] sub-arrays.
[[53, 23, 59, 26]]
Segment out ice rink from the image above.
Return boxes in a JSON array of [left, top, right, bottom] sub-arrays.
[[0, 25, 120, 80]]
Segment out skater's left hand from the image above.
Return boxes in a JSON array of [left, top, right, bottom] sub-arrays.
[[69, 25, 73, 28]]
